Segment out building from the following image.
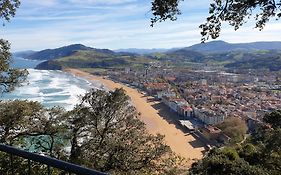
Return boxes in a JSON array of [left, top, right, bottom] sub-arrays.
[[194, 108, 225, 125], [178, 106, 193, 118], [162, 96, 192, 117], [143, 83, 170, 95], [157, 91, 176, 100]]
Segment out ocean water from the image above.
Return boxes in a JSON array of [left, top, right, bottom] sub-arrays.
[[1, 57, 101, 110]]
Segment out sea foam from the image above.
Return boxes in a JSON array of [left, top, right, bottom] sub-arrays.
[[1, 68, 96, 110]]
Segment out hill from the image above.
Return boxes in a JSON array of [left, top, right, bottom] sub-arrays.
[[224, 51, 281, 71], [184, 40, 281, 53], [115, 48, 171, 54], [153, 48, 281, 71], [35, 49, 153, 70], [25, 44, 96, 60], [31, 41, 281, 71]]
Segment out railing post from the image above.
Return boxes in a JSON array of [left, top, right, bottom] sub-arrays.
[[47, 165, 51, 175]]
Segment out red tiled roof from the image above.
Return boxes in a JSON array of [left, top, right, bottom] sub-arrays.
[[181, 106, 192, 111]]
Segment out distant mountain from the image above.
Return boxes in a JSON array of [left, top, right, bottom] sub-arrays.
[[13, 50, 36, 58], [35, 48, 153, 70], [151, 46, 281, 71], [25, 44, 96, 60], [224, 50, 281, 71], [184, 40, 281, 53], [115, 48, 170, 54], [29, 41, 281, 71]]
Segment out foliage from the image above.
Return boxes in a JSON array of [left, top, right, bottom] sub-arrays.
[[0, 100, 67, 158], [0, 39, 28, 93], [0, 0, 20, 23], [0, 152, 62, 175], [189, 148, 268, 175], [263, 110, 281, 129], [0, 100, 43, 144], [66, 88, 186, 174], [151, 0, 281, 42], [0, 100, 70, 174], [0, 1, 28, 93], [191, 110, 281, 175], [216, 117, 247, 144], [151, 0, 183, 26], [0, 90, 186, 175]]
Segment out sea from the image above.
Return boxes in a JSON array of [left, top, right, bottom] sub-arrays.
[[1, 57, 103, 110]]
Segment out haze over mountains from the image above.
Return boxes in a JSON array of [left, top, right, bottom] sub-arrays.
[[15, 40, 281, 57], [113, 40, 281, 54], [115, 48, 182, 54], [183, 40, 281, 53], [13, 40, 281, 71]]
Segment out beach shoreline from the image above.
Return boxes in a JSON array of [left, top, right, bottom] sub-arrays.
[[64, 68, 205, 163]]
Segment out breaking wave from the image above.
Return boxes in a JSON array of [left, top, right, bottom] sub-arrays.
[[1, 68, 102, 110]]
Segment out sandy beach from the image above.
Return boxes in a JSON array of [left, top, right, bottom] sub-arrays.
[[65, 68, 205, 162]]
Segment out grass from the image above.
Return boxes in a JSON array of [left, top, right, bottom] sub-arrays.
[[79, 68, 108, 73]]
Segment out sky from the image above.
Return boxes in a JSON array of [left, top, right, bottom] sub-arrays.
[[1, 0, 281, 52]]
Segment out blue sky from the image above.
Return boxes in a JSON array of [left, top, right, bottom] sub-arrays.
[[1, 0, 281, 51]]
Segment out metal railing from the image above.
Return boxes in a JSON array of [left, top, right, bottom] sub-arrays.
[[0, 144, 107, 175]]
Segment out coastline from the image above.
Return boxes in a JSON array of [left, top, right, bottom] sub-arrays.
[[64, 68, 205, 162]]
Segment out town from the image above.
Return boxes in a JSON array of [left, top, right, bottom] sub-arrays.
[[96, 62, 281, 146]]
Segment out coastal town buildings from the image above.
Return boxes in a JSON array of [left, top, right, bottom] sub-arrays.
[[105, 64, 281, 146]]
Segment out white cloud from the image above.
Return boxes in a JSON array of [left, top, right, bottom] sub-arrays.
[[2, 0, 281, 51], [68, 0, 138, 5], [23, 0, 59, 7]]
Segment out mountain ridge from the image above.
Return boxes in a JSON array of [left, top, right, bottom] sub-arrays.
[[15, 41, 281, 71], [25, 44, 94, 60], [16, 40, 281, 58], [183, 40, 281, 52]]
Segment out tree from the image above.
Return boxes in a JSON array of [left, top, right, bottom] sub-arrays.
[[0, 100, 43, 144], [191, 110, 281, 175], [0, 0, 20, 22], [24, 106, 68, 159], [0, 91, 186, 175], [216, 117, 247, 144], [0, 39, 28, 93], [189, 148, 268, 175], [66, 88, 186, 174], [263, 110, 281, 129], [0, 0, 28, 93], [0, 100, 70, 175], [151, 0, 281, 42], [0, 100, 68, 159], [0, 100, 69, 175]]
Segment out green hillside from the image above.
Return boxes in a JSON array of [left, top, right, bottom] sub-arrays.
[[154, 49, 281, 71], [33, 43, 281, 71], [36, 50, 154, 70], [26, 44, 94, 60]]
